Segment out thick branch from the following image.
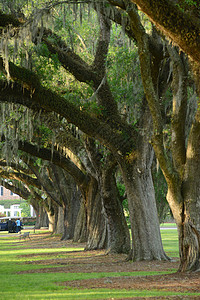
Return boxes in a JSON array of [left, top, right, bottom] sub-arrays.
[[41, 21, 118, 115], [0, 178, 30, 200], [129, 0, 200, 63], [25, 159, 63, 207], [92, 14, 111, 75], [123, 5, 167, 164], [42, 36, 93, 83], [0, 160, 33, 175], [168, 47, 187, 170], [17, 140, 89, 190], [0, 168, 41, 189], [0, 77, 134, 156]]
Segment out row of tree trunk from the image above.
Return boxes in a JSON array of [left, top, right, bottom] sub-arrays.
[[31, 158, 131, 254], [0, 1, 200, 272]]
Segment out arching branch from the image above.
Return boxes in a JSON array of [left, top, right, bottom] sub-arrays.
[[128, 0, 200, 63], [0, 178, 30, 200], [17, 139, 89, 189], [0, 76, 135, 156]]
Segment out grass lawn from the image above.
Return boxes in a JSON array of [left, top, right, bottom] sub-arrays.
[[160, 223, 177, 228], [160, 228, 179, 257], [0, 229, 199, 299]]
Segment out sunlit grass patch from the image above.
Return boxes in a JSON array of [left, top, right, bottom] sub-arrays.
[[1, 288, 200, 300], [160, 223, 176, 228], [0, 229, 198, 299], [160, 229, 179, 258], [2, 270, 195, 300]]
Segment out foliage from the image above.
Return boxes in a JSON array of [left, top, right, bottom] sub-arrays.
[[108, 27, 144, 123], [20, 202, 31, 217], [183, 0, 197, 5], [0, 198, 32, 218], [0, 199, 26, 209], [0, 0, 48, 17], [33, 123, 53, 148], [176, 0, 198, 10], [117, 181, 126, 198]]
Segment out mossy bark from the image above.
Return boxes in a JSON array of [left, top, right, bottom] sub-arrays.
[[128, 0, 200, 62]]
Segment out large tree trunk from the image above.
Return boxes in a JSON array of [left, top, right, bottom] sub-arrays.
[[48, 165, 81, 240], [73, 177, 108, 250], [61, 185, 81, 240], [118, 145, 168, 261], [58, 175, 81, 241], [34, 204, 49, 229], [84, 177, 108, 250], [46, 199, 59, 233], [73, 199, 87, 243], [178, 219, 200, 272], [167, 182, 200, 272], [163, 54, 200, 272], [178, 137, 200, 272], [101, 158, 131, 254], [55, 206, 65, 235], [159, 107, 200, 272], [85, 138, 131, 254]]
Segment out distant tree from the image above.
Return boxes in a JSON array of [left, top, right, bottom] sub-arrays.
[[20, 202, 31, 218]]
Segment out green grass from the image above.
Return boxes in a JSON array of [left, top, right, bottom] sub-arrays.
[[0, 229, 199, 299], [160, 228, 179, 257], [160, 223, 177, 228], [2, 289, 199, 300]]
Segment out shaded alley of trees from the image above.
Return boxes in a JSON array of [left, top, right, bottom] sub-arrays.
[[0, 0, 200, 272]]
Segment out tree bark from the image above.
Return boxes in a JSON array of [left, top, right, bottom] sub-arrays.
[[119, 146, 168, 261], [101, 157, 131, 254], [55, 206, 65, 235], [84, 177, 108, 250], [72, 175, 108, 251], [61, 184, 81, 240], [84, 138, 131, 254], [178, 109, 200, 271], [167, 179, 200, 272], [34, 205, 49, 229], [73, 199, 87, 243], [110, 0, 200, 63], [49, 165, 81, 240], [45, 199, 59, 233]]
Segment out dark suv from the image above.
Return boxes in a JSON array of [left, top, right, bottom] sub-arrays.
[[0, 220, 17, 233], [0, 222, 8, 231]]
